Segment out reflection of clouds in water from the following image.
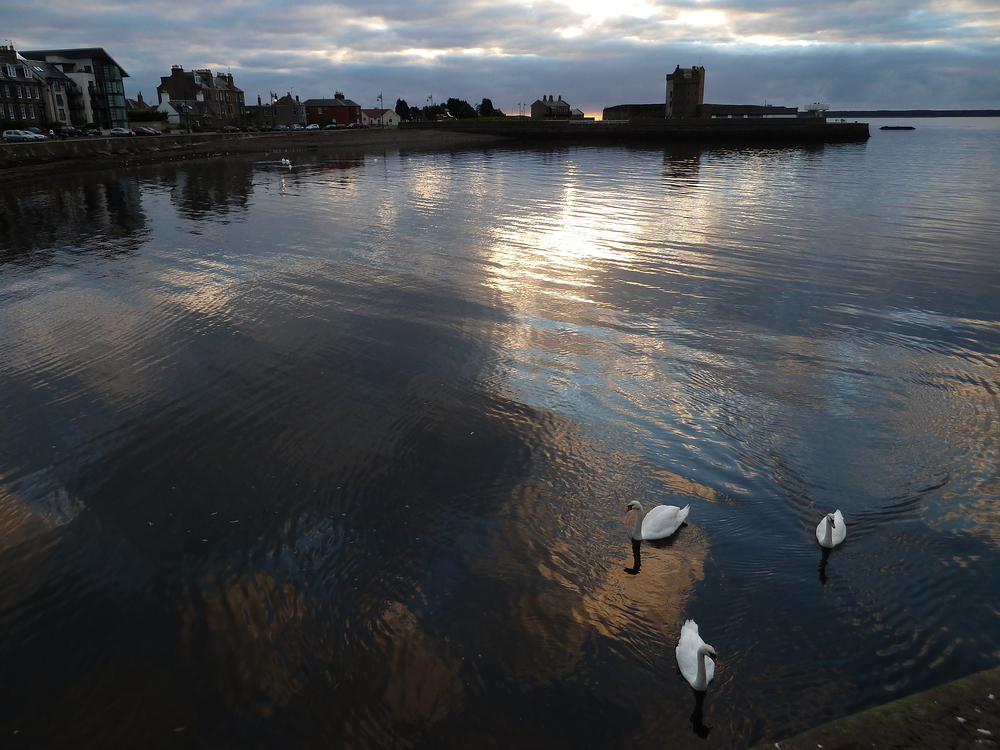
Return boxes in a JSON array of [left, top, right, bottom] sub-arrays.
[[458, 435, 711, 689], [178, 570, 307, 718], [377, 602, 466, 724]]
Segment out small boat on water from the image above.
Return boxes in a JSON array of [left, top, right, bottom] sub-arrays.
[[880, 125, 916, 130]]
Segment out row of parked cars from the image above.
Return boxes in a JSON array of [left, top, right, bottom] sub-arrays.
[[2, 129, 48, 142], [2, 125, 168, 143]]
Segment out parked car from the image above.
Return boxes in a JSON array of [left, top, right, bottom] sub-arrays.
[[305, 123, 319, 131], [85, 128, 103, 137], [131, 126, 157, 136], [221, 125, 240, 133], [243, 126, 258, 132], [259, 125, 274, 132], [323, 123, 339, 130], [52, 126, 85, 138], [109, 127, 133, 137], [3, 129, 41, 142], [347, 122, 368, 129], [275, 125, 290, 132], [290, 123, 304, 131]]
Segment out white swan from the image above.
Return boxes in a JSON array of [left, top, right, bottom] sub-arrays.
[[625, 500, 690, 540], [816, 510, 846, 548], [676, 619, 717, 691]]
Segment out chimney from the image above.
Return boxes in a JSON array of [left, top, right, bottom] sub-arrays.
[[295, 95, 299, 102], [257, 95, 261, 106]]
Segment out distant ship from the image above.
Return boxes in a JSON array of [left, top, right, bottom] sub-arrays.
[[880, 125, 916, 130]]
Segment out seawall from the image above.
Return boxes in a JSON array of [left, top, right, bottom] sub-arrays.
[[402, 118, 871, 144], [0, 129, 506, 184], [752, 665, 1000, 749]]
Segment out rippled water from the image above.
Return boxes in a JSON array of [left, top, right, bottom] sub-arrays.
[[2, 119, 999, 749]]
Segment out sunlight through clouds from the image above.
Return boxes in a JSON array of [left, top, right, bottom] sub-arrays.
[[556, 0, 659, 21], [6, 0, 1000, 116]]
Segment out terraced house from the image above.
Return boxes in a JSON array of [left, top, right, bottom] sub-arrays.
[[157, 65, 246, 129], [0, 46, 46, 127]]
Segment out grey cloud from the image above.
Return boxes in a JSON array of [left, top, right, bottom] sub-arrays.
[[7, 0, 999, 114]]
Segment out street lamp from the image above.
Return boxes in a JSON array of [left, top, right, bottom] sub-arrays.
[[377, 92, 384, 129]]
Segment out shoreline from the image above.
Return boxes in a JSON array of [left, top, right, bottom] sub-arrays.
[[752, 665, 1000, 749], [0, 129, 508, 186]]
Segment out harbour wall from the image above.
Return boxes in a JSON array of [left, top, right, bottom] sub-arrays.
[[402, 118, 871, 144], [0, 130, 506, 184]]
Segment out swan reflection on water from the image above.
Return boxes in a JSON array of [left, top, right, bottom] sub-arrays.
[[690, 689, 712, 739], [818, 546, 833, 585], [624, 538, 643, 575], [623, 527, 685, 575]]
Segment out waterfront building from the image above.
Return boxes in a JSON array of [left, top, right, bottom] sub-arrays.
[[361, 108, 399, 127], [245, 92, 308, 128], [700, 104, 799, 119], [531, 95, 572, 120], [302, 94, 362, 127], [605, 66, 801, 121], [0, 46, 46, 127], [157, 66, 246, 129], [666, 65, 705, 118], [602, 103, 667, 120], [20, 47, 129, 129]]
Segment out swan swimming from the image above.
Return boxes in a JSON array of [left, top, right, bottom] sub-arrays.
[[676, 619, 718, 691], [816, 510, 846, 548], [625, 500, 690, 540]]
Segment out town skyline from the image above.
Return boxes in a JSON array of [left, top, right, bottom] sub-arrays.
[[5, 0, 999, 118]]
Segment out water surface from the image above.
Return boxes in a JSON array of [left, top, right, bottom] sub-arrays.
[[1, 119, 999, 748]]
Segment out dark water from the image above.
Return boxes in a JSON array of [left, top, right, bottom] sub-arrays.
[[1, 119, 999, 749]]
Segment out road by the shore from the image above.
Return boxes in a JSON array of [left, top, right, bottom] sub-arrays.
[[753, 665, 1000, 749], [0, 128, 508, 186]]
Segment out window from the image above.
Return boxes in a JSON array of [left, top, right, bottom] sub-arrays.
[[54, 80, 61, 91], [20, 104, 27, 118], [29, 105, 36, 119], [56, 94, 63, 105], [58, 108, 66, 120], [2, 84, 8, 97], [15, 84, 22, 98], [33, 86, 39, 99]]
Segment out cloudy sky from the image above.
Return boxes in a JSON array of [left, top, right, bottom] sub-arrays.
[[6, 0, 999, 116]]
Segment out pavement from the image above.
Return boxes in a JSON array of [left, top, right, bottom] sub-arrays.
[[753, 666, 1000, 750]]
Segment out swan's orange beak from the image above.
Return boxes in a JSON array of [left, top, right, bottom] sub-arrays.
[[625, 505, 632, 513]]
